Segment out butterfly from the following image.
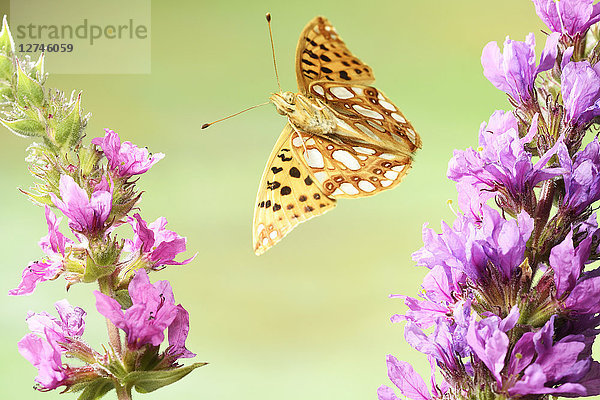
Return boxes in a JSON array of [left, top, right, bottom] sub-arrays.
[[253, 16, 421, 255]]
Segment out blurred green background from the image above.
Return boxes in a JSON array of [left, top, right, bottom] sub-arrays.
[[0, 1, 550, 399]]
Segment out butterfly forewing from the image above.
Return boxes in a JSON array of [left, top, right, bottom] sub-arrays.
[[290, 131, 413, 199], [253, 124, 337, 255], [295, 16, 375, 93]]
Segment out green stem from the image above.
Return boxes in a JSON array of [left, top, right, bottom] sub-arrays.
[[98, 276, 122, 356], [115, 382, 132, 400]]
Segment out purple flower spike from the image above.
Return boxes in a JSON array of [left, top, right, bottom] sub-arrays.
[[50, 175, 112, 235], [92, 129, 164, 178], [533, 0, 600, 36], [125, 213, 195, 269], [481, 32, 560, 102], [562, 61, 600, 125], [95, 269, 185, 350]]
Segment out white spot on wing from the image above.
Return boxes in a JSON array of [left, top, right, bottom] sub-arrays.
[[262, 238, 269, 246], [380, 153, 395, 160], [406, 128, 417, 144], [332, 150, 360, 170], [357, 155, 367, 160], [306, 138, 316, 145], [292, 136, 303, 147], [305, 149, 324, 168], [392, 165, 406, 173], [340, 183, 359, 195], [313, 85, 325, 96], [379, 100, 396, 111], [381, 180, 393, 187], [377, 93, 385, 100], [353, 146, 376, 155], [331, 188, 344, 196], [330, 86, 354, 99], [367, 119, 385, 132], [269, 231, 278, 239], [353, 105, 384, 119], [352, 87, 364, 96], [314, 171, 328, 183], [257, 224, 265, 234], [391, 113, 406, 123], [358, 180, 376, 192], [384, 171, 399, 180]]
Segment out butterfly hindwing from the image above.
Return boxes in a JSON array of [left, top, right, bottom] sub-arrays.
[[295, 16, 375, 93], [290, 131, 413, 199], [309, 82, 422, 155], [253, 124, 337, 255]]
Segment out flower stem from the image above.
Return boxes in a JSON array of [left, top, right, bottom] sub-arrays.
[[115, 382, 132, 400], [532, 180, 555, 263], [98, 276, 122, 355]]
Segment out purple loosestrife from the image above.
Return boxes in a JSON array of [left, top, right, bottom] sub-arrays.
[[382, 2, 600, 399], [92, 128, 164, 178], [533, 0, 600, 37], [17, 300, 92, 391], [94, 269, 193, 354], [0, 18, 204, 399], [481, 32, 559, 105], [124, 213, 195, 269]]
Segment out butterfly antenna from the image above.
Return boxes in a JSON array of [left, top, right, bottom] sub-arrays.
[[266, 12, 282, 92], [201, 101, 270, 129]]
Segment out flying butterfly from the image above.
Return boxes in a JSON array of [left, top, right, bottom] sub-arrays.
[[204, 15, 421, 255]]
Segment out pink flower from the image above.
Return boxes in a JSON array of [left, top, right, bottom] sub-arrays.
[[125, 213, 195, 269], [50, 175, 112, 235], [94, 269, 193, 354], [92, 129, 164, 177], [9, 207, 73, 296], [17, 300, 86, 391], [481, 32, 559, 102]]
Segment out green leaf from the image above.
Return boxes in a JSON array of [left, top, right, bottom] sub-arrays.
[[16, 59, 44, 107], [0, 84, 12, 101], [0, 118, 45, 137], [73, 378, 115, 400], [0, 54, 12, 81], [55, 93, 83, 148], [122, 363, 208, 393], [82, 254, 116, 283], [0, 16, 15, 56], [29, 52, 45, 80]]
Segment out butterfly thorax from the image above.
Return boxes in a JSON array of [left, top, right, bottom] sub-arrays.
[[270, 91, 336, 135]]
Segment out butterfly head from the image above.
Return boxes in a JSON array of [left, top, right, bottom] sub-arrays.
[[270, 91, 297, 116]]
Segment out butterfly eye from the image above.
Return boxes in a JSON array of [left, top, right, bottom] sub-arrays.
[[283, 92, 295, 105]]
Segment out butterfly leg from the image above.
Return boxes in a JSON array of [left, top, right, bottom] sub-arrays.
[[289, 121, 309, 155]]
